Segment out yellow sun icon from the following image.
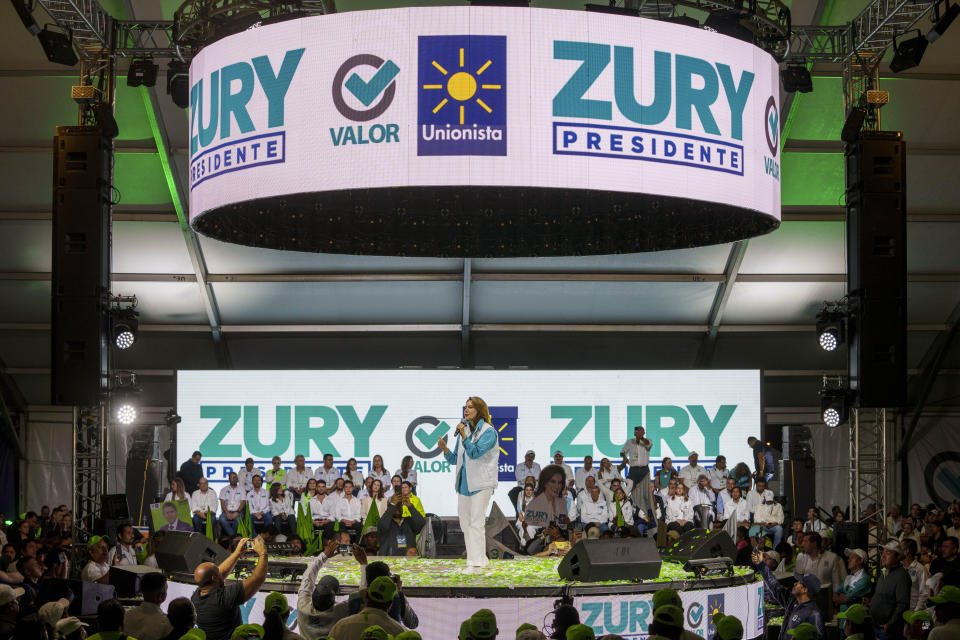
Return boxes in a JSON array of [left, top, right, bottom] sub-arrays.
[[422, 48, 502, 125]]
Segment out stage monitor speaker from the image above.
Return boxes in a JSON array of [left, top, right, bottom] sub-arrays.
[[661, 529, 737, 565], [109, 565, 161, 598], [845, 130, 907, 407], [780, 459, 816, 522], [39, 579, 116, 616], [557, 537, 661, 582], [155, 531, 228, 573]]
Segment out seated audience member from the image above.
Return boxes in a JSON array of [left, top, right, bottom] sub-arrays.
[[247, 475, 272, 530], [788, 519, 804, 546], [833, 548, 872, 612], [574, 457, 599, 493], [369, 455, 392, 490], [218, 473, 247, 538], [18, 556, 43, 599], [902, 539, 931, 611], [664, 484, 694, 537], [192, 537, 268, 640], [804, 507, 828, 534], [347, 557, 418, 629], [398, 482, 424, 519], [269, 483, 297, 535], [237, 458, 263, 493], [721, 487, 751, 529], [310, 484, 335, 535], [315, 454, 342, 487], [265, 456, 286, 489], [336, 481, 363, 540], [753, 495, 785, 547], [395, 455, 418, 495], [82, 536, 110, 583], [516, 450, 542, 488], [85, 599, 130, 640], [708, 456, 731, 494], [285, 455, 313, 501], [330, 576, 406, 640], [262, 591, 304, 640], [677, 452, 706, 489], [577, 486, 610, 534], [931, 536, 960, 576], [377, 491, 426, 556], [163, 478, 190, 505], [715, 478, 736, 519], [124, 573, 173, 640], [900, 519, 921, 547], [343, 458, 365, 490], [108, 523, 141, 566], [163, 598, 196, 640], [656, 477, 678, 503], [609, 487, 645, 537], [191, 478, 220, 533], [746, 478, 772, 516], [516, 483, 537, 543], [296, 538, 350, 638], [654, 458, 677, 491]]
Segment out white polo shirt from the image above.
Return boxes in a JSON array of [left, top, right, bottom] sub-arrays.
[[219, 484, 246, 512]]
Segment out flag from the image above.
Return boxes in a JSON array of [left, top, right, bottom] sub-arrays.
[[302, 501, 315, 544], [296, 501, 312, 543], [615, 497, 625, 528], [205, 507, 214, 540], [360, 499, 380, 535], [238, 505, 252, 538]]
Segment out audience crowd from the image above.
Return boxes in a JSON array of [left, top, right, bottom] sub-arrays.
[[2, 435, 959, 640]]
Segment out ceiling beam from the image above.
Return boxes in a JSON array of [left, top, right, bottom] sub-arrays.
[[695, 240, 749, 367]]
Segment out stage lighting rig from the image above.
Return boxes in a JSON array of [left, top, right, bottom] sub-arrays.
[[703, 10, 754, 44], [781, 64, 813, 93], [683, 557, 734, 577], [167, 60, 189, 108], [927, 1, 960, 42], [10, 0, 40, 36], [111, 371, 141, 426], [890, 30, 929, 72], [816, 302, 847, 352], [820, 375, 850, 428], [37, 24, 78, 66], [109, 296, 139, 351], [127, 59, 159, 88]]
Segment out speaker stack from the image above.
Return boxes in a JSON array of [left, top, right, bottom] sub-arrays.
[[155, 531, 229, 573], [557, 537, 662, 582], [660, 529, 737, 565]]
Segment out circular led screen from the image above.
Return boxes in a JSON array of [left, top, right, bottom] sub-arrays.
[[188, 7, 782, 257]]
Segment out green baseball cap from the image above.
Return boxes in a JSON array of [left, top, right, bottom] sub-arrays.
[[712, 613, 743, 640], [360, 625, 392, 640], [395, 632, 422, 640], [903, 610, 933, 624], [459, 620, 471, 640], [233, 624, 265, 639], [786, 623, 819, 640], [837, 604, 871, 625], [179, 630, 206, 640], [86, 535, 104, 549], [470, 609, 498, 639], [931, 585, 960, 604], [517, 623, 538, 636], [652, 605, 684, 628], [264, 591, 288, 615], [651, 588, 682, 611], [565, 623, 596, 640], [367, 576, 398, 604]]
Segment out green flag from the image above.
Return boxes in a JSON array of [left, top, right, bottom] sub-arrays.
[[205, 507, 214, 540], [238, 505, 252, 538], [614, 496, 625, 528], [296, 501, 312, 543], [303, 501, 315, 543], [360, 499, 380, 534]]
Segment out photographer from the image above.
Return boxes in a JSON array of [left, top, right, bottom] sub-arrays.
[[296, 537, 351, 639], [377, 490, 426, 556], [347, 553, 419, 629]]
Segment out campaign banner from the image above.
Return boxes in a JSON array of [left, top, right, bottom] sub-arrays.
[[907, 415, 960, 508], [151, 499, 193, 533], [187, 7, 781, 224], [162, 579, 762, 638], [176, 370, 760, 517]]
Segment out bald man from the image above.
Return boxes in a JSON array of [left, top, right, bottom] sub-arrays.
[[190, 536, 269, 640]]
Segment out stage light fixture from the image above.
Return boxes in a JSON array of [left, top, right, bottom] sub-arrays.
[[683, 557, 734, 577], [816, 308, 845, 352], [111, 307, 139, 350], [37, 25, 78, 66], [781, 64, 813, 93], [127, 59, 159, 87], [890, 30, 929, 72], [703, 11, 754, 43], [116, 402, 138, 425], [927, 1, 960, 42], [820, 377, 849, 428], [11, 0, 41, 36], [167, 60, 189, 108]]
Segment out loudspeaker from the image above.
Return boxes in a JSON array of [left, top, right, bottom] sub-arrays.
[[557, 537, 662, 582], [40, 579, 116, 615], [832, 522, 868, 554], [109, 565, 161, 597], [780, 459, 816, 522], [661, 529, 737, 565], [845, 131, 907, 407], [51, 126, 112, 407], [102, 494, 130, 520], [155, 531, 228, 572]]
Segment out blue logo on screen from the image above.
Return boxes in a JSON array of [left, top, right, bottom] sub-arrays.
[[707, 593, 725, 637], [417, 35, 507, 156], [489, 406, 517, 481]]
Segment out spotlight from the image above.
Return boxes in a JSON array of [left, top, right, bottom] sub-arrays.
[[683, 557, 734, 577], [816, 308, 845, 352], [116, 402, 138, 425], [37, 25, 78, 66], [781, 64, 813, 93], [927, 1, 959, 42], [167, 60, 189, 108], [111, 308, 139, 350], [127, 59, 159, 87], [820, 377, 849, 428], [703, 11, 754, 43], [10, 0, 41, 36], [890, 30, 928, 72]]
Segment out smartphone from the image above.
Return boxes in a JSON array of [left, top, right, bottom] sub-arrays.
[[338, 544, 351, 555], [245, 541, 254, 551]]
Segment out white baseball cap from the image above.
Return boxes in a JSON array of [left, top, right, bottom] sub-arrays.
[[55, 617, 89, 637], [845, 548, 867, 560], [525, 450, 535, 457], [880, 540, 903, 554], [38, 598, 71, 627], [763, 550, 781, 563], [0, 584, 25, 607]]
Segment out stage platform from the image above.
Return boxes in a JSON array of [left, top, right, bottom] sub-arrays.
[[164, 555, 765, 639]]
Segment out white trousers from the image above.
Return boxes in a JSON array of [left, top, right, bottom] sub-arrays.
[[458, 488, 493, 568]]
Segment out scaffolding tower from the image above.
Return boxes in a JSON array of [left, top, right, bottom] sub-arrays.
[[850, 407, 899, 564], [73, 405, 107, 540]]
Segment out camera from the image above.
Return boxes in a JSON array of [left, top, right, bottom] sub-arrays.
[[338, 544, 351, 555]]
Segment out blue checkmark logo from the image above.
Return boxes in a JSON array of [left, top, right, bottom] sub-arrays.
[[768, 110, 778, 142], [345, 60, 399, 107], [415, 421, 449, 449]]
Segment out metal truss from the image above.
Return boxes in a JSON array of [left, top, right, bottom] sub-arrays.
[[73, 405, 107, 540], [849, 407, 896, 564]]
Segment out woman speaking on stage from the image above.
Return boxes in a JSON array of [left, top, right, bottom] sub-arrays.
[[438, 396, 499, 574]]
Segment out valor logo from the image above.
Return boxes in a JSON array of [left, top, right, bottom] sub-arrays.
[[330, 54, 401, 147], [417, 35, 507, 156], [762, 95, 780, 180]]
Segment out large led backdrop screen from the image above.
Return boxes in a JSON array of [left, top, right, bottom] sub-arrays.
[[176, 370, 761, 516]]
